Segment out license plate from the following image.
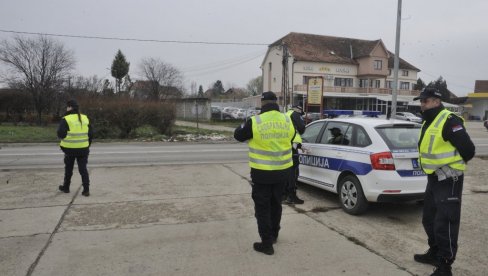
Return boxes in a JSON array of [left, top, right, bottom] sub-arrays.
[[411, 158, 420, 169]]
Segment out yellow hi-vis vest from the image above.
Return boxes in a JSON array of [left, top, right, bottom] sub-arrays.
[[249, 111, 295, 170], [60, 114, 90, 148], [419, 109, 465, 174], [286, 110, 302, 144]]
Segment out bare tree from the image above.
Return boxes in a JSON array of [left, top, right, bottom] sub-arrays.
[[0, 35, 75, 124], [72, 75, 103, 95], [190, 81, 197, 96], [246, 76, 263, 96], [138, 57, 183, 101]]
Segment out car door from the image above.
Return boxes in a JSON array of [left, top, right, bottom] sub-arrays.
[[298, 121, 326, 183], [307, 121, 351, 188]]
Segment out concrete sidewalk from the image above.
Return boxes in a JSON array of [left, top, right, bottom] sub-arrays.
[[0, 163, 411, 276], [175, 120, 236, 132]]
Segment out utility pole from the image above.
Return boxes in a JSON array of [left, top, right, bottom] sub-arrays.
[[391, 0, 402, 119], [282, 43, 289, 110]]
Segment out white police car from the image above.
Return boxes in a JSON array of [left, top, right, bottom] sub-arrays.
[[299, 117, 426, 215]]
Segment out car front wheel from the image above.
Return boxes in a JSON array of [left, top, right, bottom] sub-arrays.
[[338, 175, 368, 215]]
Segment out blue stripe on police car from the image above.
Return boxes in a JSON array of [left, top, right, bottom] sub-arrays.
[[299, 154, 373, 176]]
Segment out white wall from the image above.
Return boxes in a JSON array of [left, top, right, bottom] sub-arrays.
[[471, 100, 488, 119], [386, 69, 418, 89], [292, 61, 358, 86], [261, 46, 283, 93]]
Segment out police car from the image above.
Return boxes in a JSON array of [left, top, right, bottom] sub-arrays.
[[298, 116, 426, 215]]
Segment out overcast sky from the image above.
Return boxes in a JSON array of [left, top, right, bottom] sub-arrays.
[[1, 0, 487, 96]]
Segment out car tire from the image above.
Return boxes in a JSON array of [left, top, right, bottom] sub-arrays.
[[338, 175, 368, 215]]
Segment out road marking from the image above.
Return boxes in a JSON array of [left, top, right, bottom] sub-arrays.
[[0, 148, 248, 157]]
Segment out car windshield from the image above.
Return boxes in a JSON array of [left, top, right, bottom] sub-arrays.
[[375, 124, 421, 150], [402, 112, 417, 117]]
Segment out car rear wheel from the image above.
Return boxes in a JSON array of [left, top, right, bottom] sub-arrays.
[[338, 175, 368, 215]]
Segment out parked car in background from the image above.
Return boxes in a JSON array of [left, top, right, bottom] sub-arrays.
[[245, 109, 260, 119], [304, 112, 321, 124], [234, 108, 248, 119], [211, 106, 233, 120], [394, 112, 422, 123], [298, 117, 425, 215], [222, 107, 239, 119]]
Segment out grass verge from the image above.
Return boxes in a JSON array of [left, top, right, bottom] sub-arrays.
[[0, 124, 232, 143]]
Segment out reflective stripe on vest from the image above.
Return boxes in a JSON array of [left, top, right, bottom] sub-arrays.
[[60, 114, 90, 148], [419, 109, 465, 174], [248, 111, 294, 170], [286, 110, 302, 144]]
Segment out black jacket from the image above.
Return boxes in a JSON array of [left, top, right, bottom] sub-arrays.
[[234, 103, 294, 184], [419, 104, 475, 166], [57, 110, 93, 156], [289, 111, 305, 135]]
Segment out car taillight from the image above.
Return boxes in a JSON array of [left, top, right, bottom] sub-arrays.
[[370, 152, 395, 170]]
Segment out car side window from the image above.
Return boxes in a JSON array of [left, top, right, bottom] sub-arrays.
[[301, 121, 325, 143], [353, 126, 372, 147], [320, 122, 350, 145]]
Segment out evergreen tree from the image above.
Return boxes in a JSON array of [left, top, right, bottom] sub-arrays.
[[111, 49, 130, 93], [427, 76, 451, 102], [198, 85, 204, 97], [414, 78, 426, 91], [212, 80, 224, 97]]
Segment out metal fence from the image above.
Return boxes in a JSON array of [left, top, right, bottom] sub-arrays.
[[175, 98, 211, 121]]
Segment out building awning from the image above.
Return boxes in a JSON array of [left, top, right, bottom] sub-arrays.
[[375, 95, 413, 102], [467, 92, 488, 99], [407, 101, 460, 108]]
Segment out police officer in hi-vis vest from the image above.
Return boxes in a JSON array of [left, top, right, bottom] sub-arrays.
[[413, 87, 475, 276], [284, 105, 305, 204], [234, 91, 296, 255], [57, 99, 93, 197]]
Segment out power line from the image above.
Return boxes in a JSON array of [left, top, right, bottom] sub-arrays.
[[183, 51, 265, 73], [0, 29, 268, 46], [185, 53, 263, 78]]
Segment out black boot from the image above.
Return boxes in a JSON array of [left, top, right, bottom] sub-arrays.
[[81, 185, 90, 197], [430, 261, 452, 276], [414, 248, 438, 266], [285, 193, 304, 204], [253, 242, 274, 255], [58, 185, 70, 193]]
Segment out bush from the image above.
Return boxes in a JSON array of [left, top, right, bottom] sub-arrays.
[[0, 89, 33, 123], [78, 97, 175, 139]]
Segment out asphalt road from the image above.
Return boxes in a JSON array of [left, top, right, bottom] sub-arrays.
[[0, 120, 487, 169], [0, 143, 249, 169]]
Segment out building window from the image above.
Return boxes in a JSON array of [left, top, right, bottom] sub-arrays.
[[388, 69, 392, 75], [374, 80, 381, 88], [374, 60, 382, 70], [400, 82, 410, 90], [359, 79, 369, 88], [402, 70, 409, 76], [334, 78, 353, 87], [386, 81, 393, 89]]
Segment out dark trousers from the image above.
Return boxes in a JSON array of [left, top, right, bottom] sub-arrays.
[[63, 154, 90, 189], [252, 181, 285, 245], [285, 162, 299, 195], [284, 153, 300, 195], [422, 174, 463, 264]]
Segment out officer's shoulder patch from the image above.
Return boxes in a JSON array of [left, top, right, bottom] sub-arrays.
[[452, 125, 463, 132]]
